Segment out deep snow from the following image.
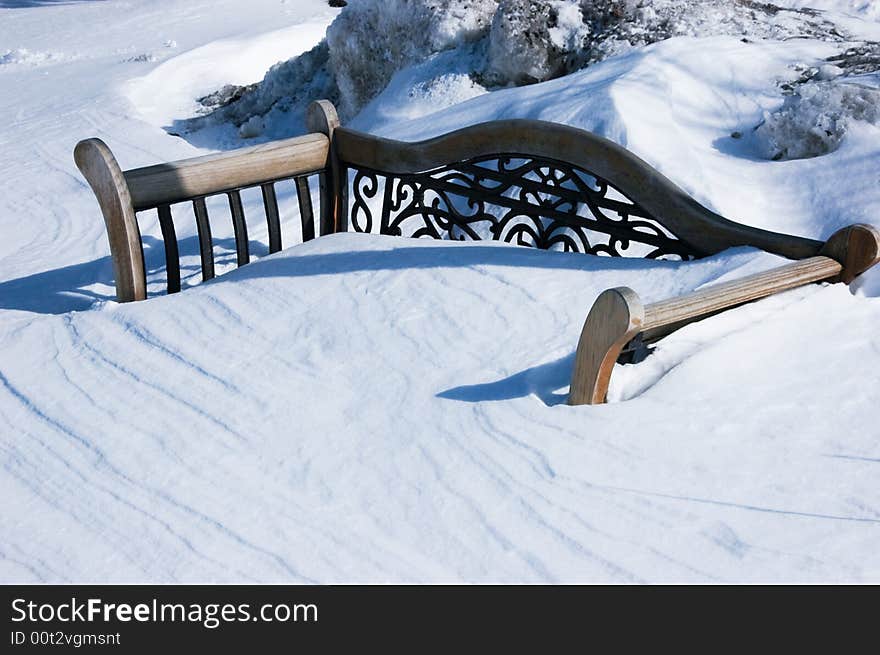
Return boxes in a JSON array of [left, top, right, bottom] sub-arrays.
[[1, 1, 879, 582]]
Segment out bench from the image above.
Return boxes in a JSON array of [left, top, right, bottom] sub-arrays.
[[75, 100, 880, 404]]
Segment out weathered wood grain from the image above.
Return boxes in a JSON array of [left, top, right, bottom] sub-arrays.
[[124, 133, 329, 210], [568, 255, 844, 405], [820, 223, 880, 284], [642, 256, 842, 330], [306, 100, 345, 235], [569, 287, 645, 406], [74, 138, 147, 302]]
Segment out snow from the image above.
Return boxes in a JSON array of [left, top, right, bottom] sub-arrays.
[[756, 79, 880, 160], [125, 20, 333, 130], [326, 0, 496, 117], [1, 1, 880, 583], [778, 0, 880, 22]]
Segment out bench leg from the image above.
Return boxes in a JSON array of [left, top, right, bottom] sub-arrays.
[[569, 287, 645, 406], [74, 138, 146, 303]]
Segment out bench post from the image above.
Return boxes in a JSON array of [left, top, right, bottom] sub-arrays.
[[306, 100, 346, 236], [820, 223, 880, 284], [569, 287, 645, 405], [74, 138, 146, 303]]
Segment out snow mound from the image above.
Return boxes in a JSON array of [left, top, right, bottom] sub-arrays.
[[6, 233, 880, 583], [485, 0, 591, 85], [3, 0, 880, 584], [756, 78, 880, 160], [327, 0, 496, 117], [777, 0, 880, 22], [193, 0, 859, 142]]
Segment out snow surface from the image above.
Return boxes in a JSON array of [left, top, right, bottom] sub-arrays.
[[1, 1, 880, 582]]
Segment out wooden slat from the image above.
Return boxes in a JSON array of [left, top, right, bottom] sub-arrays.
[[642, 255, 842, 331], [317, 171, 331, 236], [295, 176, 315, 242], [125, 133, 330, 210], [332, 165, 349, 235], [261, 183, 282, 253], [156, 204, 181, 294], [227, 191, 249, 266], [192, 197, 215, 281]]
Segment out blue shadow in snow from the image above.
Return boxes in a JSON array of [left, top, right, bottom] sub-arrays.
[[0, 234, 251, 314], [0, 1, 102, 7], [438, 354, 574, 407], [227, 239, 672, 281]]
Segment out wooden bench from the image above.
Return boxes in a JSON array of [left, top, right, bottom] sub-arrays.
[[75, 100, 880, 404]]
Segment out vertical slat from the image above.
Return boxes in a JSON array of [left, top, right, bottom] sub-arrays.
[[320, 161, 346, 236], [295, 176, 315, 242], [380, 175, 393, 235], [261, 183, 282, 253], [157, 204, 181, 294], [306, 100, 342, 236], [227, 190, 249, 266], [192, 197, 215, 281], [317, 171, 330, 237], [335, 164, 349, 234]]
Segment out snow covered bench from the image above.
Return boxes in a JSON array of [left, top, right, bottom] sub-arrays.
[[75, 100, 880, 404]]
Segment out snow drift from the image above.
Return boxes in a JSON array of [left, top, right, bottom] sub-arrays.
[[193, 0, 874, 145], [1, 0, 880, 583]]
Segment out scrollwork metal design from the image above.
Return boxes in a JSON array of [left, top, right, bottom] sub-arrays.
[[348, 154, 696, 259]]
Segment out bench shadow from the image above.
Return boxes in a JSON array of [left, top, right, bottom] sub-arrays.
[[0, 236, 676, 315], [228, 239, 670, 281], [0, 234, 250, 314], [0, 1, 102, 7], [437, 354, 574, 407], [0, 256, 115, 313]]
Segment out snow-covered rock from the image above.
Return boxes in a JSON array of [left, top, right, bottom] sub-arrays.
[[756, 79, 880, 160], [326, 0, 496, 117], [200, 0, 864, 141], [485, 0, 590, 85]]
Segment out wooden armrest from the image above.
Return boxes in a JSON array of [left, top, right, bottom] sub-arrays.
[[567, 251, 863, 406], [568, 223, 880, 405], [642, 255, 841, 332]]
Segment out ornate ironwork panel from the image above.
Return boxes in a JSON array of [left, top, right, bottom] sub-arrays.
[[347, 154, 696, 259]]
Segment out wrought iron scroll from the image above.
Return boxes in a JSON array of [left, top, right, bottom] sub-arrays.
[[347, 155, 697, 259]]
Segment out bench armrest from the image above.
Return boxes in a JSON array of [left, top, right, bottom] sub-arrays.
[[568, 224, 880, 405]]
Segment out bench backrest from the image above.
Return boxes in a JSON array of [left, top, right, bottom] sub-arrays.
[[332, 121, 824, 261], [76, 100, 827, 302]]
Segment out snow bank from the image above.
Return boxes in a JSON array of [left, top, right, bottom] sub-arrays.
[[485, 0, 590, 85], [327, 0, 496, 117], [2, 0, 880, 584], [195, 0, 858, 141], [125, 21, 331, 131], [5, 233, 880, 583], [756, 78, 880, 160], [777, 0, 880, 22]]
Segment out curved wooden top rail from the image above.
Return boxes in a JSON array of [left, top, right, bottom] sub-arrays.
[[334, 121, 824, 261], [124, 132, 330, 211]]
